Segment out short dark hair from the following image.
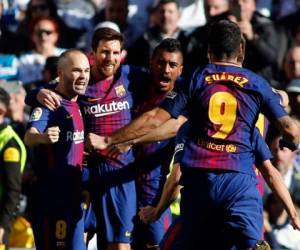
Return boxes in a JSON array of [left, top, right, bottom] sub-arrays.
[[208, 20, 242, 60], [0, 87, 10, 109], [152, 38, 183, 61], [44, 56, 59, 79], [91, 27, 124, 52], [158, 0, 180, 8]]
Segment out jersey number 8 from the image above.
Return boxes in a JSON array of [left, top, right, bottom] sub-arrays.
[[56, 220, 67, 240]]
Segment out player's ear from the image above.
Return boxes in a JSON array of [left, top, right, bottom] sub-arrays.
[[238, 35, 246, 64], [178, 65, 183, 76], [207, 46, 212, 63], [0, 104, 7, 117]]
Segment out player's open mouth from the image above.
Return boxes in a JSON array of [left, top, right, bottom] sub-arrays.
[[76, 82, 87, 89], [159, 76, 171, 85], [103, 65, 114, 70]]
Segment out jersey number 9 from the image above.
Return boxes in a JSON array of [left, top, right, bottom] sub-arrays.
[[208, 92, 237, 139]]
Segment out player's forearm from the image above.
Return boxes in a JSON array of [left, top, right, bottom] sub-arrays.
[[155, 164, 182, 217], [25, 82, 56, 106], [259, 161, 298, 220], [134, 116, 187, 144], [108, 107, 171, 145], [24, 128, 46, 147]]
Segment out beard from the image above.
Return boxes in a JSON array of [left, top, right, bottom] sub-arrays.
[[97, 60, 120, 79]]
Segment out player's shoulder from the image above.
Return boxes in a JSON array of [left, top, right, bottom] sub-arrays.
[[174, 76, 185, 88], [192, 65, 207, 76], [28, 106, 51, 123], [241, 67, 270, 85]]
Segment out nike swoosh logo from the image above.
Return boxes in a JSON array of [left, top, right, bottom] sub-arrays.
[[125, 231, 131, 237], [94, 111, 119, 117], [66, 114, 73, 119], [87, 97, 101, 102], [74, 139, 84, 144]]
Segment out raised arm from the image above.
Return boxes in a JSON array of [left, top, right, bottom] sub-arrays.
[[85, 107, 172, 151], [258, 160, 300, 230], [105, 116, 188, 156], [25, 83, 61, 111], [134, 115, 187, 144]]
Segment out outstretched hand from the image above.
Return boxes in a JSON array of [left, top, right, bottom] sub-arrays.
[[85, 133, 109, 151], [107, 141, 133, 157], [139, 206, 159, 224]]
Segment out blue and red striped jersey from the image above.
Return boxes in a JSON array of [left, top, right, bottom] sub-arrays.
[[134, 91, 173, 179], [161, 64, 287, 175], [133, 79, 185, 205], [28, 98, 84, 176], [80, 65, 148, 168], [133, 78, 186, 179]]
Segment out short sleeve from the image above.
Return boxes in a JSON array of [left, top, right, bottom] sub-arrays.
[[252, 128, 272, 166], [27, 107, 51, 133]]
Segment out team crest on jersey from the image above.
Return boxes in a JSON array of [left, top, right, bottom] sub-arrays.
[[166, 90, 177, 99], [115, 85, 126, 97], [29, 107, 42, 121]]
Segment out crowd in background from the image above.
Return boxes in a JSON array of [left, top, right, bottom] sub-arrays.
[[1, 0, 300, 249]]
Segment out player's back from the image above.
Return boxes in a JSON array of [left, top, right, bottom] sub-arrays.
[[180, 64, 286, 174]]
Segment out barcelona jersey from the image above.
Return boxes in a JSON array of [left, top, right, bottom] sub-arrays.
[[134, 91, 174, 206], [28, 98, 85, 250], [133, 79, 186, 202], [80, 65, 148, 168], [134, 90, 172, 175], [28, 99, 84, 176], [161, 64, 287, 175]]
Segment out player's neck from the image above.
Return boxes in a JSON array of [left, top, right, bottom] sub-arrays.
[[55, 86, 77, 102], [213, 60, 242, 67]]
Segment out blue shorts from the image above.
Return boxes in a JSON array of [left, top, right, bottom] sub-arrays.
[[82, 167, 97, 232], [31, 172, 85, 250], [32, 211, 85, 250], [179, 168, 263, 250], [133, 208, 172, 249], [89, 160, 137, 245], [31, 184, 85, 250]]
